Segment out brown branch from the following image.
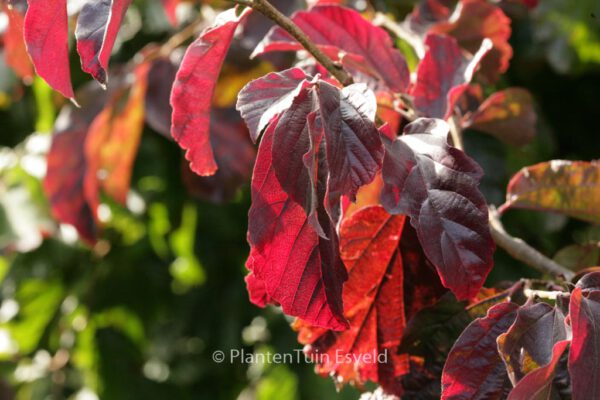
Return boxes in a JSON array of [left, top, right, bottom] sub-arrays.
[[489, 206, 574, 280], [231, 0, 354, 86]]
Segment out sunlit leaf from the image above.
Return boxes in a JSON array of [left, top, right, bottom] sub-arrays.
[[503, 160, 600, 224]]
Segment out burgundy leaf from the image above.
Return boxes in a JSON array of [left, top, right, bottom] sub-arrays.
[[236, 67, 310, 142], [568, 287, 600, 399], [253, 5, 409, 92], [182, 109, 256, 204], [411, 33, 491, 119], [507, 340, 570, 400], [441, 302, 519, 400], [497, 302, 567, 384], [317, 81, 383, 205], [295, 206, 409, 391], [381, 118, 494, 300], [576, 271, 600, 292], [171, 7, 251, 176], [75, 0, 132, 85], [23, 0, 74, 98], [144, 57, 177, 137], [245, 121, 348, 330]]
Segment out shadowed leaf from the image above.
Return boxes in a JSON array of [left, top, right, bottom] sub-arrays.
[[465, 88, 536, 147], [75, 0, 132, 85], [381, 118, 494, 300]]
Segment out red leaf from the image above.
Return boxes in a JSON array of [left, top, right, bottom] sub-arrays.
[[411, 33, 491, 119], [161, 0, 180, 26], [253, 5, 409, 92], [75, 0, 132, 85], [43, 84, 108, 243], [2, 4, 34, 80], [497, 303, 567, 384], [568, 287, 600, 399], [245, 122, 348, 330], [295, 206, 409, 389], [23, 0, 74, 99], [236, 67, 309, 142], [381, 118, 494, 300], [431, 0, 512, 83], [441, 302, 519, 400], [465, 88, 536, 147], [84, 64, 148, 215], [507, 340, 570, 400], [170, 7, 251, 176]]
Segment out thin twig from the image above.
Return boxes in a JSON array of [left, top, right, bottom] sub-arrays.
[[448, 114, 465, 151], [231, 0, 354, 86], [489, 206, 574, 280]]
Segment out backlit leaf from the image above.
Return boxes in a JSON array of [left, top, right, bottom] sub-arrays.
[[245, 122, 348, 330], [295, 206, 408, 389], [411, 34, 492, 119], [503, 160, 600, 224], [171, 7, 251, 176], [381, 118, 494, 300], [2, 4, 33, 80], [431, 0, 513, 83], [441, 302, 519, 400], [23, 0, 74, 99], [253, 5, 410, 92], [84, 63, 148, 216]]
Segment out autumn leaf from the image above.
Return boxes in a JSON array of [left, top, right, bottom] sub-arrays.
[[171, 7, 251, 176], [23, 0, 74, 99], [411, 34, 492, 119], [43, 83, 109, 243], [465, 88, 536, 147], [502, 160, 600, 224], [507, 340, 570, 400], [381, 118, 494, 300], [568, 287, 600, 399], [497, 302, 568, 384], [431, 0, 513, 83], [253, 5, 410, 92], [2, 4, 34, 80], [83, 63, 148, 218], [245, 122, 348, 330], [295, 206, 408, 390], [441, 302, 519, 400], [75, 0, 132, 85]]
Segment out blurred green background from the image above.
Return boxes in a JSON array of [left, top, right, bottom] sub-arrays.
[[0, 0, 598, 399]]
